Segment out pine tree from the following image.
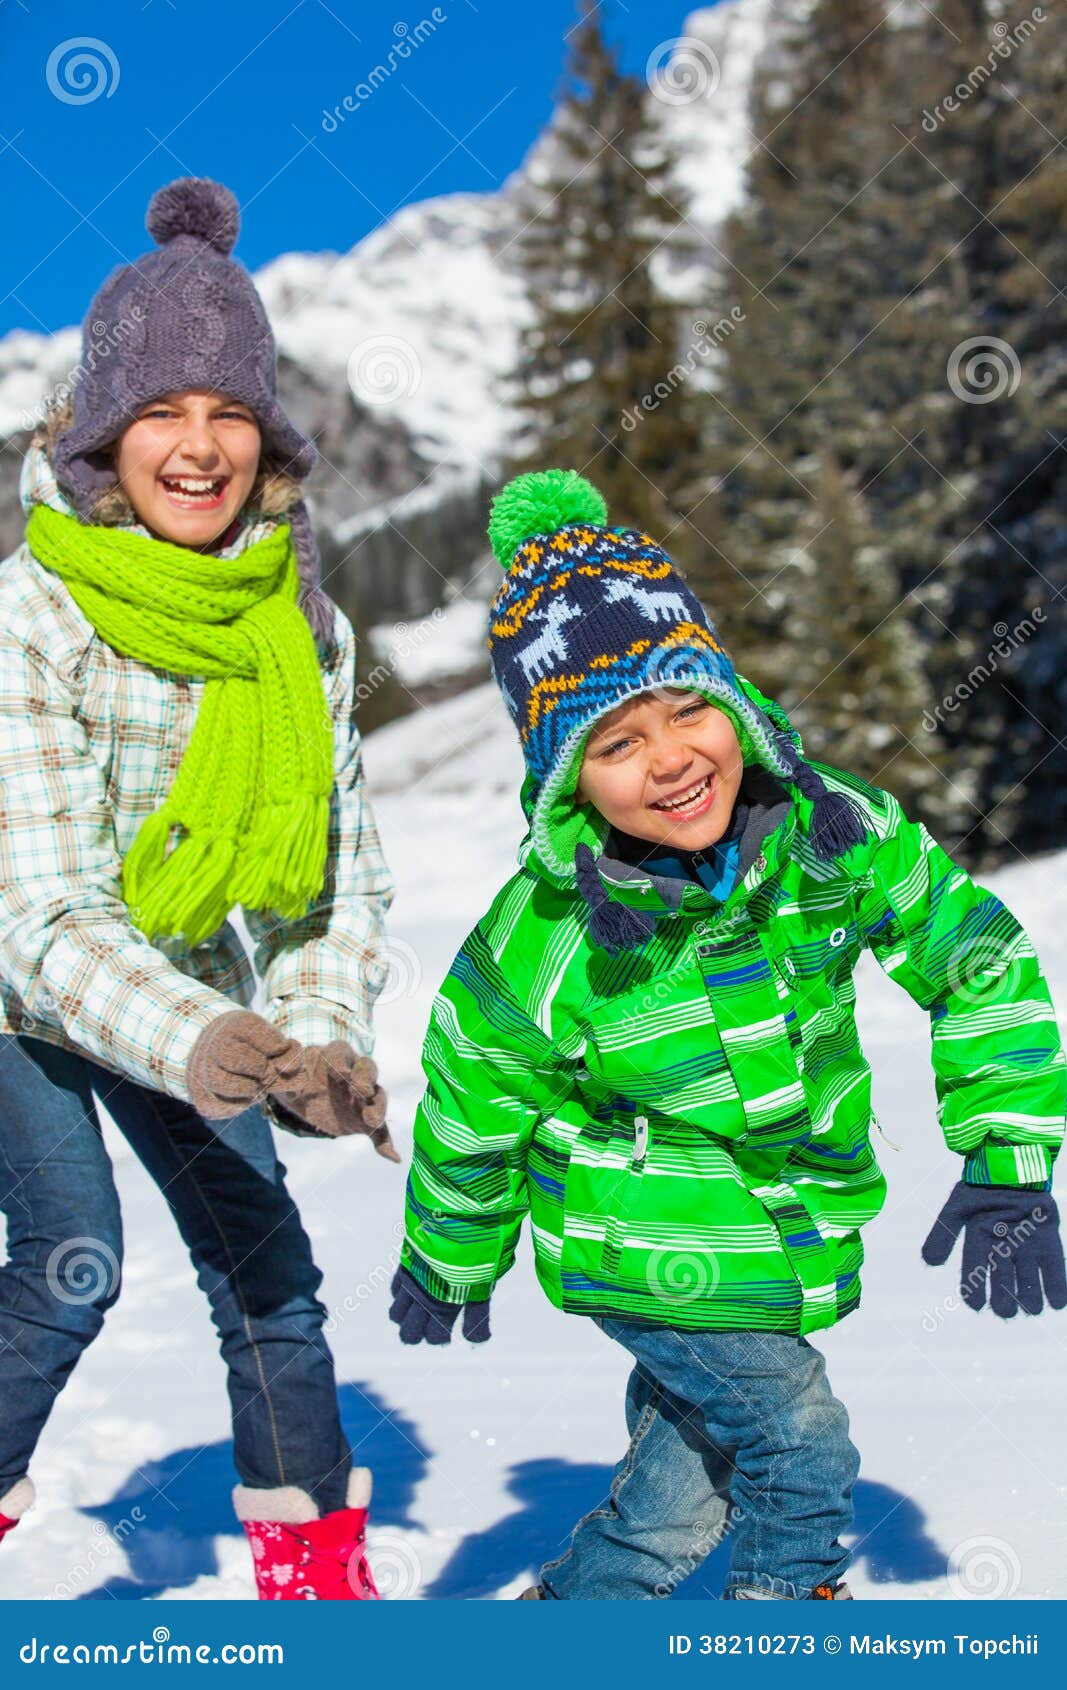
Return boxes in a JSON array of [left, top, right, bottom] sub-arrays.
[[904, 0, 1067, 857], [788, 448, 940, 803], [703, 0, 945, 816], [508, 2, 703, 537]]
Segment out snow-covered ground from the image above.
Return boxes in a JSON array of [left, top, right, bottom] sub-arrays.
[[370, 589, 494, 691], [3, 684, 1066, 1601]]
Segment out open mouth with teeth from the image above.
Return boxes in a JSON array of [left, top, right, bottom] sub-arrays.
[[158, 474, 230, 510], [649, 771, 717, 819]]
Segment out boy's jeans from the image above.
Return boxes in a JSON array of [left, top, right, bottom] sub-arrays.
[[0, 1034, 352, 1515], [540, 1315, 858, 1600]]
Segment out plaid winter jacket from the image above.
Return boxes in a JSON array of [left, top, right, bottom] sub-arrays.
[[0, 454, 393, 1102], [401, 680, 1064, 1335]]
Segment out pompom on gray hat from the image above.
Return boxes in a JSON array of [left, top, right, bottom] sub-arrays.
[[53, 177, 332, 640]]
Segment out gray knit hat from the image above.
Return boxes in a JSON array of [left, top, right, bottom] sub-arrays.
[[54, 177, 332, 641]]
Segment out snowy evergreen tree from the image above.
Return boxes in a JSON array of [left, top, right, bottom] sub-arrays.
[[703, 0, 943, 819], [788, 448, 946, 801], [903, 0, 1067, 857], [507, 3, 704, 542]]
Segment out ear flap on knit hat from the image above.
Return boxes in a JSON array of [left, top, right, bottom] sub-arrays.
[[287, 500, 335, 645]]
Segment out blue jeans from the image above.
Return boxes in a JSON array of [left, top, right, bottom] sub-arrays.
[[540, 1316, 859, 1600], [0, 1034, 351, 1514]]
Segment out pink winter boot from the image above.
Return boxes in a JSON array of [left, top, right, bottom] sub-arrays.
[[0, 1480, 35, 1545], [234, 1468, 378, 1600]]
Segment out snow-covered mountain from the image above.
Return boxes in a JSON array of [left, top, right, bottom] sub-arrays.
[[0, 2, 800, 570]]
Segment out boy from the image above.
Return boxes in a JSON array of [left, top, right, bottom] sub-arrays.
[[390, 469, 1065, 1599]]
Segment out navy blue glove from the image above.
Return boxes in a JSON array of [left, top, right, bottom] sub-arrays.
[[921, 1181, 1067, 1317], [388, 1267, 491, 1345]]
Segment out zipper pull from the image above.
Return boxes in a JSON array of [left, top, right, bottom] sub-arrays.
[[872, 1113, 902, 1153], [634, 1114, 649, 1162]]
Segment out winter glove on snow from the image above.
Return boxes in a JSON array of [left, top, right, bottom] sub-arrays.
[[186, 1009, 304, 1120], [921, 1180, 1067, 1317], [388, 1267, 491, 1345], [268, 1043, 400, 1160]]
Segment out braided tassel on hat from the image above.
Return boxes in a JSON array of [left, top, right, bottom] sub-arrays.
[[287, 499, 335, 645], [574, 843, 657, 956], [772, 732, 867, 862]]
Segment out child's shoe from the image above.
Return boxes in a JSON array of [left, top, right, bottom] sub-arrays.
[[731, 1577, 853, 1600], [0, 1479, 34, 1545], [234, 1468, 378, 1600]]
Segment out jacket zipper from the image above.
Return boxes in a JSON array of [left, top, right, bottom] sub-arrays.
[[872, 1112, 902, 1152]]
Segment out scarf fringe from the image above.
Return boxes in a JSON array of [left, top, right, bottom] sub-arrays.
[[122, 808, 175, 914], [127, 828, 238, 947], [231, 795, 330, 919], [808, 789, 868, 861]]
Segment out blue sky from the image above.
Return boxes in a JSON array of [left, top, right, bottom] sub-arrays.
[[1, 0, 724, 337]]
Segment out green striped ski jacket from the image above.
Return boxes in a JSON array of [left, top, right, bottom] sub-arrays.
[[401, 681, 1064, 1335]]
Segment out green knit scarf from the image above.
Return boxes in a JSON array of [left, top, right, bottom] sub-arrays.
[[26, 503, 334, 947]]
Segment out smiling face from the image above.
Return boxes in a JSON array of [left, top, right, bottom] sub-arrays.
[[576, 689, 745, 851], [113, 390, 261, 548]]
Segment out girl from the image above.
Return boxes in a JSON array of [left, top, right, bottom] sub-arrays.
[[0, 178, 396, 1601]]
